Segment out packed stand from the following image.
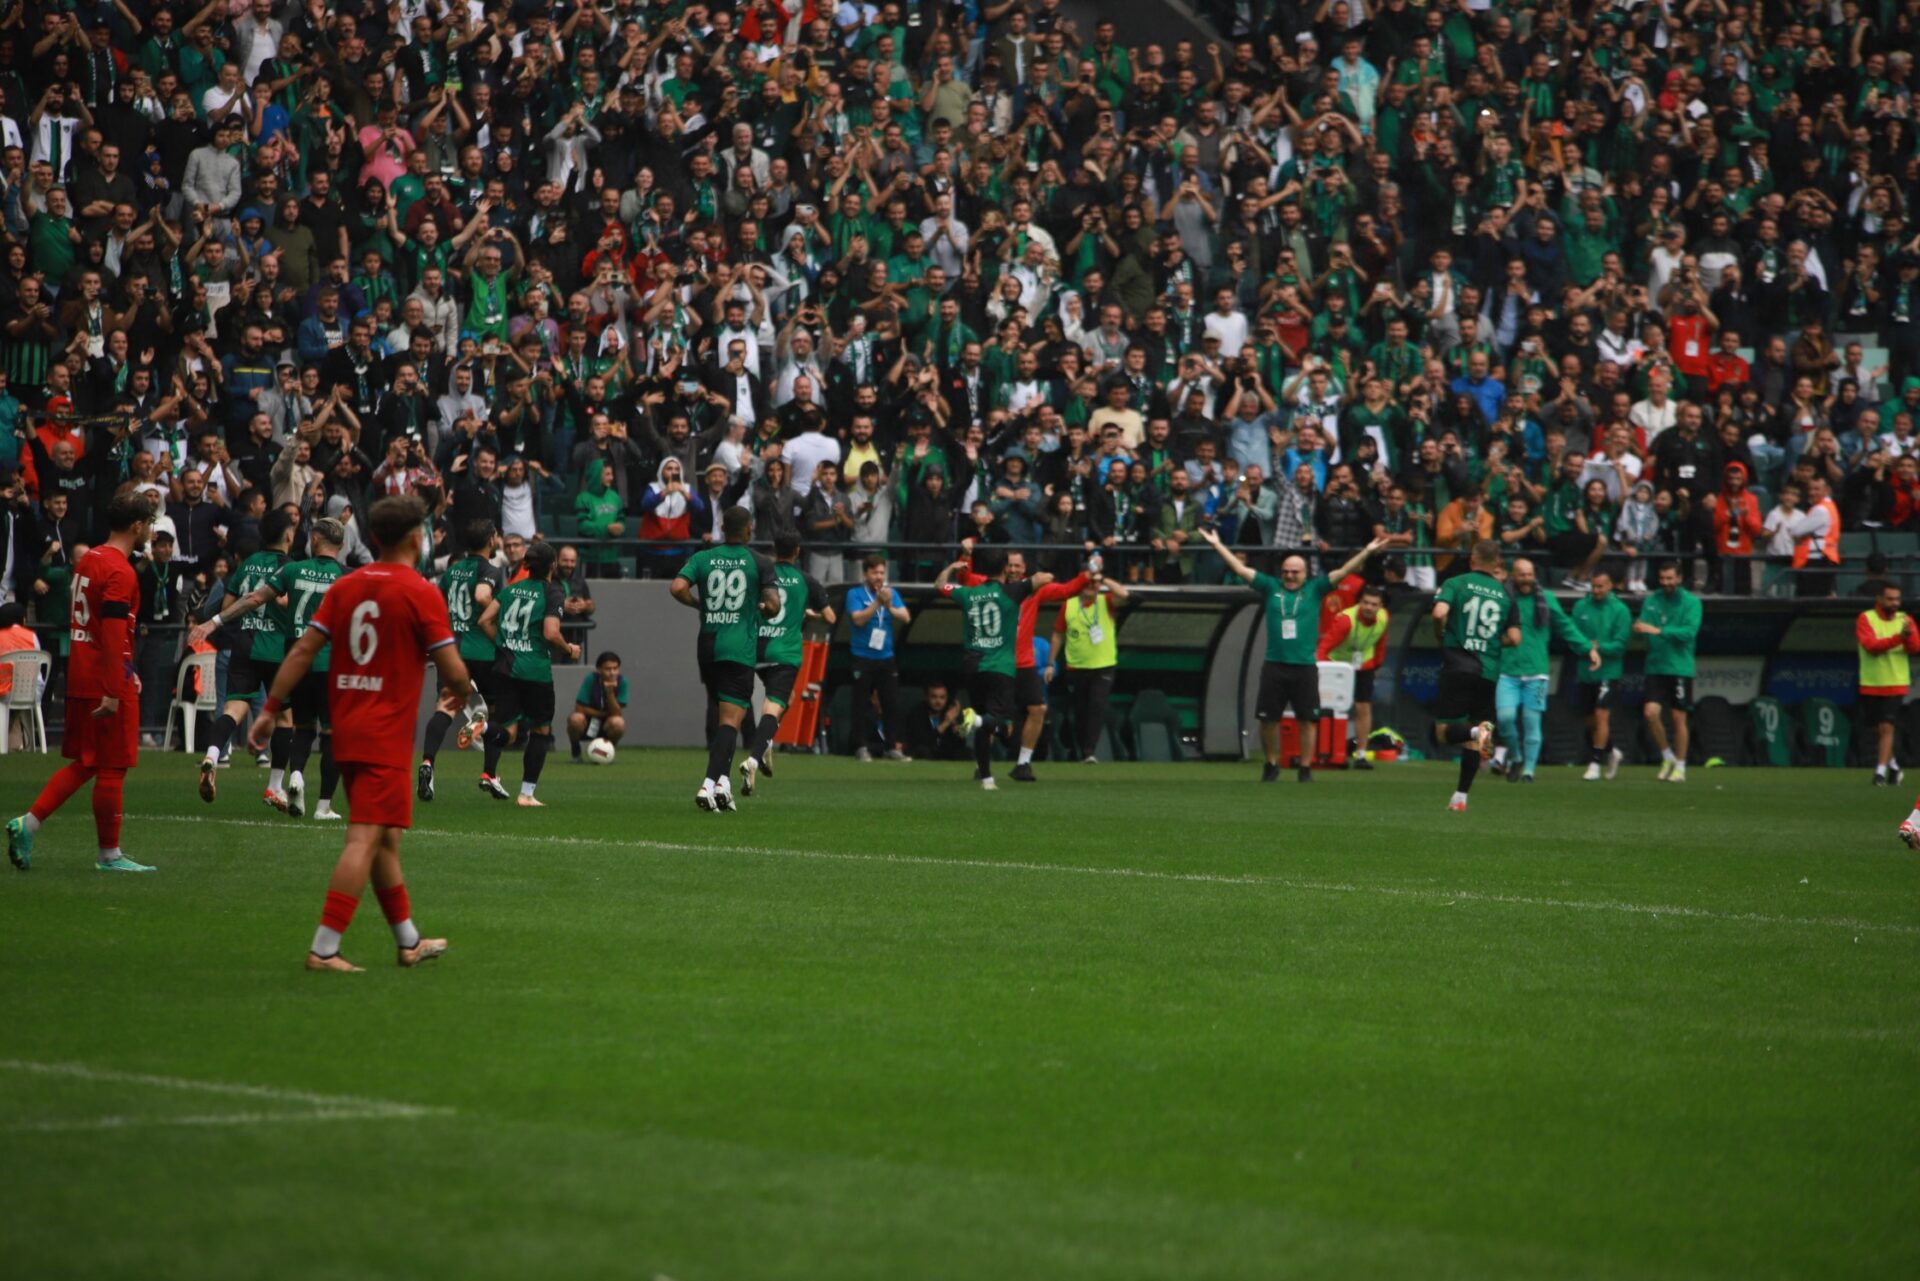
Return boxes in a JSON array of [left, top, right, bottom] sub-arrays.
[[0, 0, 1915, 728]]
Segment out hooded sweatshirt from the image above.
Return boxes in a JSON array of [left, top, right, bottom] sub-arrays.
[[574, 469, 626, 568], [1615, 485, 1660, 551], [1712, 461, 1765, 555]]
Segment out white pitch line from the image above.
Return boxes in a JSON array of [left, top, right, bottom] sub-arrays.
[[7, 1109, 439, 1134], [142, 815, 1920, 937], [0, 1059, 451, 1119]]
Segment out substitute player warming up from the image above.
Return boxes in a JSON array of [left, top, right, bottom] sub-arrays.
[[250, 496, 471, 972], [7, 494, 157, 873]]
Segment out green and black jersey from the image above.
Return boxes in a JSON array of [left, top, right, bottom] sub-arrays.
[[757, 562, 828, 669], [1435, 570, 1518, 679], [942, 579, 1034, 677], [267, 556, 344, 672], [443, 555, 505, 664], [231, 550, 291, 662], [494, 577, 567, 682], [677, 544, 777, 668]]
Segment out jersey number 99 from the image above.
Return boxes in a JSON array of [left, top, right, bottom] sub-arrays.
[[705, 567, 748, 613]]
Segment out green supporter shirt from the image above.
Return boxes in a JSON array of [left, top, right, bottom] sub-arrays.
[[267, 556, 343, 673], [1252, 572, 1332, 665], [1638, 587, 1702, 678], [443, 555, 504, 662], [495, 577, 566, 682], [677, 544, 777, 668], [1436, 570, 1519, 679], [232, 550, 291, 662], [1497, 588, 1590, 679], [1572, 594, 1633, 683], [758, 562, 827, 669], [573, 672, 630, 711], [942, 579, 1033, 677]]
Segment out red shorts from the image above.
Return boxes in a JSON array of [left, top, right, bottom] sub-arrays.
[[338, 760, 414, 829], [62, 696, 139, 771]]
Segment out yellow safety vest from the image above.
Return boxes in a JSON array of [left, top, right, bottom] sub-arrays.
[[1062, 594, 1118, 670], [1324, 603, 1389, 667], [1859, 609, 1911, 693]]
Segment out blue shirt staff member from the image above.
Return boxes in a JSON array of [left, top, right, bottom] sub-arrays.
[[845, 553, 914, 761]]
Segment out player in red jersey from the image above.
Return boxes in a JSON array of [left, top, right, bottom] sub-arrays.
[[7, 494, 157, 873], [958, 541, 1091, 782], [249, 496, 471, 972]]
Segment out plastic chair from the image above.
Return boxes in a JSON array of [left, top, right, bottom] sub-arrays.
[[0, 650, 52, 753], [162, 651, 219, 753], [1128, 688, 1186, 762]]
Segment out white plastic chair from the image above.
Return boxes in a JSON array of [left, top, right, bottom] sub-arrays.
[[0, 650, 52, 754], [162, 651, 219, 753]]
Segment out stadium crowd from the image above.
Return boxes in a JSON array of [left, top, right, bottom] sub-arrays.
[[0, 0, 1915, 734]]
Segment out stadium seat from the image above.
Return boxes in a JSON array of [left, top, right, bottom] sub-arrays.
[[1128, 689, 1186, 763], [1690, 697, 1748, 766], [1874, 531, 1920, 557], [1841, 532, 1878, 559], [1798, 698, 1850, 767], [1747, 696, 1793, 766]]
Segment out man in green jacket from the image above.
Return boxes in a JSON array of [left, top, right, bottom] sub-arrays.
[[1152, 469, 1205, 582], [574, 460, 626, 577], [1571, 571, 1634, 780], [1491, 558, 1600, 782], [1635, 561, 1703, 782]]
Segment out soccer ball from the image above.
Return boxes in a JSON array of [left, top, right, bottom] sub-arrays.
[[585, 738, 617, 766]]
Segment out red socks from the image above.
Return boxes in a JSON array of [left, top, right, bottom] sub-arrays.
[[375, 883, 411, 926], [30, 762, 95, 823], [321, 890, 360, 934], [90, 768, 124, 850]]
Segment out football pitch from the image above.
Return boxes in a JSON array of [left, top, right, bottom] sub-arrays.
[[3, 752, 1915, 1280]]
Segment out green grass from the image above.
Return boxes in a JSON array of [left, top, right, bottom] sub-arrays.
[[3, 751, 1916, 1280]]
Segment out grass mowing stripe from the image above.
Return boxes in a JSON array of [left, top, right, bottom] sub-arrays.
[[146, 814, 1920, 937]]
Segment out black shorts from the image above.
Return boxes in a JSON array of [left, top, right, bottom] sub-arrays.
[[1574, 679, 1616, 714], [492, 675, 557, 730], [1352, 668, 1377, 703], [1256, 662, 1320, 721], [449, 661, 495, 703], [1434, 668, 1497, 724], [1859, 693, 1903, 726], [758, 663, 800, 711], [1015, 666, 1047, 709], [290, 670, 330, 728], [1644, 675, 1693, 712], [969, 670, 1017, 723], [702, 660, 756, 709], [226, 654, 280, 699]]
